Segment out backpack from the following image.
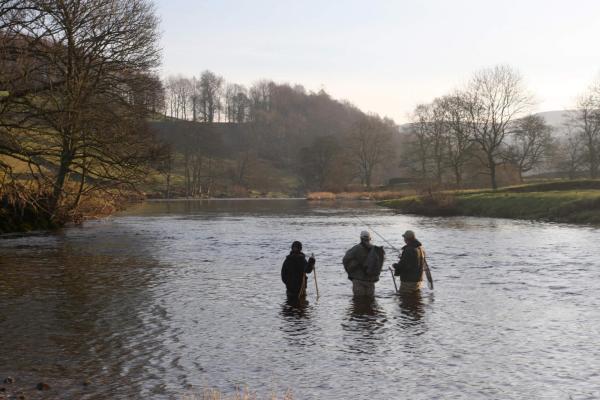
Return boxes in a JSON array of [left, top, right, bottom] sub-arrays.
[[365, 246, 385, 277]]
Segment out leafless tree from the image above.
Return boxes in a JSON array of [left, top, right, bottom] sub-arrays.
[[560, 129, 585, 179], [165, 75, 193, 119], [463, 65, 532, 188], [0, 0, 162, 218], [403, 105, 432, 180], [198, 70, 223, 123], [503, 114, 553, 182], [349, 115, 394, 188], [404, 101, 449, 185], [224, 83, 249, 123], [568, 86, 600, 178], [249, 80, 273, 120], [439, 93, 474, 186], [296, 135, 340, 190]]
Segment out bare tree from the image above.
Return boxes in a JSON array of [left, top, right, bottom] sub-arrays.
[[503, 114, 554, 182], [561, 129, 585, 179], [439, 93, 474, 187], [198, 70, 223, 123], [404, 105, 432, 181], [224, 83, 249, 123], [164, 75, 193, 119], [404, 101, 449, 185], [0, 0, 162, 218], [249, 80, 273, 120], [463, 65, 532, 189], [296, 135, 340, 190], [428, 99, 449, 184], [568, 87, 600, 178], [349, 115, 394, 188]]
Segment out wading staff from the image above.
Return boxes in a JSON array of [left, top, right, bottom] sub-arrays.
[[311, 253, 320, 299], [389, 266, 399, 293]]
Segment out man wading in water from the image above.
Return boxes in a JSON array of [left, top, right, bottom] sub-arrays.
[[343, 231, 385, 297], [393, 230, 432, 292], [281, 241, 315, 299]]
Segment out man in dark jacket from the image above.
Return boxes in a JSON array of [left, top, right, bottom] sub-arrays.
[[393, 230, 429, 292], [281, 241, 315, 299]]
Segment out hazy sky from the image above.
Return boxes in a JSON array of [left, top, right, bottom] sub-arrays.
[[155, 0, 600, 123]]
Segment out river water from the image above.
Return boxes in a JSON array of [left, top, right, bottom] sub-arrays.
[[1, 199, 599, 399]]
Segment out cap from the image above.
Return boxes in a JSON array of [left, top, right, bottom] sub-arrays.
[[291, 241, 302, 250], [360, 230, 371, 239], [402, 230, 416, 240]]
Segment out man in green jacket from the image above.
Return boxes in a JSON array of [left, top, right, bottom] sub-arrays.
[[393, 230, 431, 292], [342, 231, 384, 297]]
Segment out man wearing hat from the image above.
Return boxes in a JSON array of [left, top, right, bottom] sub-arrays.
[[342, 231, 384, 297], [393, 230, 430, 292], [281, 241, 315, 299]]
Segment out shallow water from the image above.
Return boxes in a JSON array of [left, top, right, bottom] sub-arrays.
[[1, 199, 600, 399]]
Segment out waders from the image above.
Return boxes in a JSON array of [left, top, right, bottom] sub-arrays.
[[298, 273, 307, 300]]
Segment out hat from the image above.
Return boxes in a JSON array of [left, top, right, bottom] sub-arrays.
[[291, 241, 302, 250], [402, 230, 416, 240], [360, 230, 371, 239]]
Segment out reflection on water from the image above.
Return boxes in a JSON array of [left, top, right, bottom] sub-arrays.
[[397, 290, 428, 325], [279, 298, 318, 349], [342, 297, 388, 357], [1, 199, 600, 399]]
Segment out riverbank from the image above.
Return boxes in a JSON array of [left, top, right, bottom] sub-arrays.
[[379, 180, 600, 224], [0, 190, 143, 234], [306, 190, 415, 201]]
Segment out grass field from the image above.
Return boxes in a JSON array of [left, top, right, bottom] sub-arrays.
[[379, 180, 600, 225]]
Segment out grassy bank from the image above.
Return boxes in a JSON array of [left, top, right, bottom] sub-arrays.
[[307, 190, 416, 201], [379, 180, 600, 224]]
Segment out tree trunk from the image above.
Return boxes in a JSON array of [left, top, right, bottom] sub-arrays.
[[518, 168, 524, 183], [184, 150, 190, 197], [489, 159, 498, 189], [454, 165, 462, 188], [590, 152, 598, 179], [49, 149, 73, 217], [72, 161, 86, 210], [192, 96, 197, 122], [165, 172, 171, 199]]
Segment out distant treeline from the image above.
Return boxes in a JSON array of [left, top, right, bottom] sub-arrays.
[[155, 73, 400, 196]]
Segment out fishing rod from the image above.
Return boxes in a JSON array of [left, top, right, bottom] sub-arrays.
[[350, 212, 401, 253]]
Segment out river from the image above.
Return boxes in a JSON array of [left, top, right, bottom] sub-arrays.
[[1, 199, 599, 399]]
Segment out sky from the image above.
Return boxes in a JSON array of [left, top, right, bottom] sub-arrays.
[[155, 0, 600, 123]]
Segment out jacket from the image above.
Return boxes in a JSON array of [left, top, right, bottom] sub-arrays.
[[393, 239, 425, 282], [281, 252, 314, 295], [342, 243, 384, 282]]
